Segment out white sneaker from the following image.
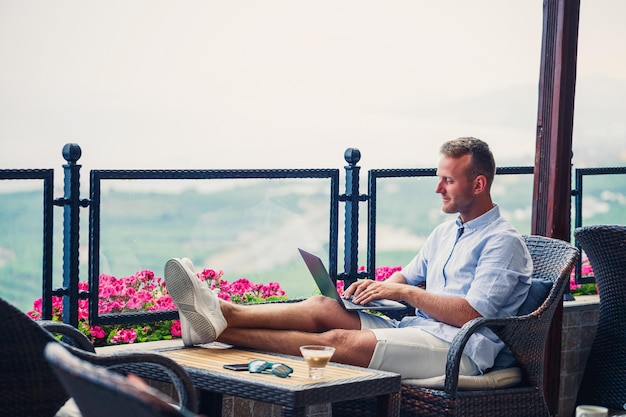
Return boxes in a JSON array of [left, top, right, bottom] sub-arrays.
[[164, 258, 227, 346], [180, 257, 196, 273]]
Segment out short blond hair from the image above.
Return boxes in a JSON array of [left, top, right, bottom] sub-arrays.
[[439, 137, 496, 186]]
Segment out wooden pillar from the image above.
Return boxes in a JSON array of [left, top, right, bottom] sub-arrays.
[[533, 0, 580, 415]]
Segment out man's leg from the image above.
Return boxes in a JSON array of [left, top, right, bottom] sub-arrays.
[[218, 327, 378, 368], [164, 258, 374, 366], [219, 295, 361, 332]]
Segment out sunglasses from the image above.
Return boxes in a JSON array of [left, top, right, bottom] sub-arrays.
[[248, 360, 294, 378]]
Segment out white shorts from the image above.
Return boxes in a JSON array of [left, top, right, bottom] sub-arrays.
[[358, 312, 479, 379]]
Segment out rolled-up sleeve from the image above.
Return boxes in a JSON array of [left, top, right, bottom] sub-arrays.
[[465, 234, 532, 318]]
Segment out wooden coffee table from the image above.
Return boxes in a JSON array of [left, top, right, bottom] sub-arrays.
[[156, 344, 401, 417]]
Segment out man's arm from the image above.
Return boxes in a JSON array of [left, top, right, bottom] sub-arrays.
[[344, 272, 481, 328], [403, 287, 481, 328]]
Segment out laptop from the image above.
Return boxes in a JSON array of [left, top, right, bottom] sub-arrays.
[[298, 248, 406, 311]]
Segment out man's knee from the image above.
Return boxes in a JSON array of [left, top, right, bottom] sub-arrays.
[[321, 328, 378, 367], [306, 296, 362, 330], [303, 294, 336, 308], [302, 295, 345, 317], [323, 328, 353, 346], [323, 328, 374, 348]]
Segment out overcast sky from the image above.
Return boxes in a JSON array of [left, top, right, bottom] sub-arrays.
[[1, 1, 624, 180]]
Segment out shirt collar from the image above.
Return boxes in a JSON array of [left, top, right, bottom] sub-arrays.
[[456, 204, 500, 233]]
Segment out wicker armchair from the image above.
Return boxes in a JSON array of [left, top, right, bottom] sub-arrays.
[[575, 225, 626, 410], [45, 343, 200, 417], [0, 296, 198, 417], [334, 235, 578, 417]]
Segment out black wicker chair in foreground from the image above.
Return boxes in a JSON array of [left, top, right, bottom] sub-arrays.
[[334, 234, 578, 417], [0, 296, 198, 417], [0, 296, 96, 417], [575, 225, 626, 410], [45, 343, 201, 417]]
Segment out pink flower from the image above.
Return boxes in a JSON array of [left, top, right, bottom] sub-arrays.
[[150, 295, 176, 311], [28, 298, 43, 319], [217, 292, 232, 302], [109, 328, 137, 344], [90, 326, 106, 339], [126, 294, 145, 310], [27, 310, 41, 319], [123, 286, 137, 298], [52, 296, 63, 315], [375, 266, 402, 281], [198, 268, 223, 282], [230, 278, 253, 295], [136, 270, 155, 281], [569, 254, 595, 291], [171, 320, 182, 337], [336, 280, 345, 296], [581, 263, 594, 277], [78, 299, 90, 320]]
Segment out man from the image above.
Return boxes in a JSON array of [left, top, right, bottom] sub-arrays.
[[163, 137, 532, 379]]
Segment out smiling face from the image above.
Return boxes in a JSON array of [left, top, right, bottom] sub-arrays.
[[435, 154, 489, 222]]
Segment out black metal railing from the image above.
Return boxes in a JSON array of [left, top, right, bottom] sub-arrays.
[[1, 143, 624, 327], [0, 169, 55, 319], [572, 166, 626, 284], [88, 165, 340, 326]]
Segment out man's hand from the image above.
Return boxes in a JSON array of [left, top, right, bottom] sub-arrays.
[[343, 279, 405, 305]]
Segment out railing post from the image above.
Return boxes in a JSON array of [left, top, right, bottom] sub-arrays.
[[341, 148, 366, 288], [54, 143, 89, 327]]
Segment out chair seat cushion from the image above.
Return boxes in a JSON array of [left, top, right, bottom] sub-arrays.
[[402, 367, 522, 390]]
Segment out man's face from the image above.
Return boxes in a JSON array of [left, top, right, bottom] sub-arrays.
[[435, 154, 477, 216]]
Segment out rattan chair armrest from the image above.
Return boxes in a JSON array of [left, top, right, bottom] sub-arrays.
[[66, 346, 199, 413], [38, 320, 96, 353]]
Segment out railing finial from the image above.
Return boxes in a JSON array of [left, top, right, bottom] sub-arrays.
[[62, 143, 82, 164], [344, 148, 361, 166]]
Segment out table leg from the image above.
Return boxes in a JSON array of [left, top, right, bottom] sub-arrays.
[[376, 392, 400, 417], [197, 390, 223, 416]]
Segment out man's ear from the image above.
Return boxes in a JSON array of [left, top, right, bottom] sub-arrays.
[[473, 175, 487, 194]]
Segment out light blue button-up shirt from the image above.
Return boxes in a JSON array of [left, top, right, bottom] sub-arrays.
[[399, 205, 532, 372]]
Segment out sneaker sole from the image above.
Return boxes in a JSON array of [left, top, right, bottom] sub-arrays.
[[164, 259, 216, 343]]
